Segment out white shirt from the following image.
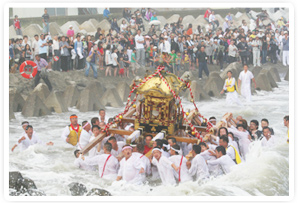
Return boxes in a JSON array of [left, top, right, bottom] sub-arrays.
[[152, 156, 176, 185], [209, 14, 216, 22], [223, 77, 236, 91], [118, 154, 145, 184], [159, 41, 171, 54], [127, 49, 133, 61], [17, 131, 43, 151], [132, 152, 151, 176], [261, 136, 276, 148], [169, 155, 193, 183], [84, 153, 119, 180], [32, 40, 39, 54], [111, 141, 126, 158], [228, 44, 238, 57], [130, 19, 136, 26], [188, 154, 210, 181], [161, 149, 170, 158], [120, 24, 128, 32], [53, 39, 59, 50], [111, 52, 118, 66], [239, 70, 254, 88], [228, 126, 251, 159], [105, 50, 113, 65], [207, 155, 236, 174], [135, 34, 144, 49], [78, 129, 92, 150], [74, 156, 96, 171]]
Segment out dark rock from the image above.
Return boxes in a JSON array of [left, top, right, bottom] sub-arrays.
[[203, 71, 224, 97], [32, 83, 50, 102], [268, 67, 281, 82], [251, 66, 262, 79], [76, 81, 105, 112], [22, 93, 51, 117], [185, 80, 210, 101], [45, 91, 68, 113], [68, 182, 87, 196], [9, 89, 25, 112], [9, 171, 23, 190], [17, 177, 37, 193], [116, 81, 131, 102], [63, 85, 81, 107], [220, 62, 242, 81], [100, 88, 124, 108], [260, 69, 278, 88], [86, 188, 112, 196], [255, 73, 272, 91]]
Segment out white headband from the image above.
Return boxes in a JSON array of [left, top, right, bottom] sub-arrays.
[[83, 122, 90, 129], [152, 148, 162, 153], [22, 123, 29, 126], [163, 144, 170, 151], [170, 147, 180, 153], [122, 146, 133, 151], [209, 119, 216, 122]]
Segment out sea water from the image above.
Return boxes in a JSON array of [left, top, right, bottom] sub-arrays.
[[9, 79, 289, 196]]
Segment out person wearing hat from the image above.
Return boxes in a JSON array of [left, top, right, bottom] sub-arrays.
[[13, 15, 23, 36], [150, 12, 158, 22], [251, 35, 262, 67], [282, 31, 289, 66], [136, 13, 145, 31], [67, 25, 75, 40], [223, 18, 230, 32]]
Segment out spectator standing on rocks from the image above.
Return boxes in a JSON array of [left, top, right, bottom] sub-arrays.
[[103, 8, 110, 20], [38, 34, 48, 60], [34, 54, 53, 91], [42, 8, 50, 34], [53, 35, 60, 71], [32, 34, 39, 59], [13, 15, 22, 36], [251, 36, 262, 67], [237, 37, 249, 65], [282, 31, 289, 66], [196, 46, 209, 80], [59, 36, 71, 72], [135, 29, 145, 67], [85, 44, 100, 79], [204, 8, 212, 23], [67, 25, 75, 41]]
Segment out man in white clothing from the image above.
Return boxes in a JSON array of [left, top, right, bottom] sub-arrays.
[[116, 145, 145, 184], [108, 136, 126, 159], [221, 71, 242, 106], [251, 36, 262, 67], [88, 125, 102, 158], [198, 142, 221, 176], [261, 127, 276, 148], [132, 143, 151, 177], [134, 29, 145, 67], [11, 125, 53, 152], [219, 136, 242, 164], [187, 145, 210, 181], [169, 145, 193, 183], [228, 124, 251, 160], [81, 143, 119, 180], [73, 149, 96, 171], [61, 114, 83, 147], [78, 121, 92, 150], [207, 146, 236, 174], [151, 147, 179, 185], [99, 109, 108, 124], [238, 64, 257, 102]]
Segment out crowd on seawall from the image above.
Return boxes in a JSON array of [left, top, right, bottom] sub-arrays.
[[9, 8, 290, 92]]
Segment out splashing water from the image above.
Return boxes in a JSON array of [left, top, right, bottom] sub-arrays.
[[9, 80, 289, 196]]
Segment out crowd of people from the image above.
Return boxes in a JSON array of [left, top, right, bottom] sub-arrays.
[[10, 8, 290, 90], [11, 108, 289, 186]]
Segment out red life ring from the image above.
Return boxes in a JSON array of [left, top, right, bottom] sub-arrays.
[[19, 60, 38, 79], [53, 56, 59, 61]]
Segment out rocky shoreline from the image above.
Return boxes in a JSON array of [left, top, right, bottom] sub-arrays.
[[9, 62, 289, 120]]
